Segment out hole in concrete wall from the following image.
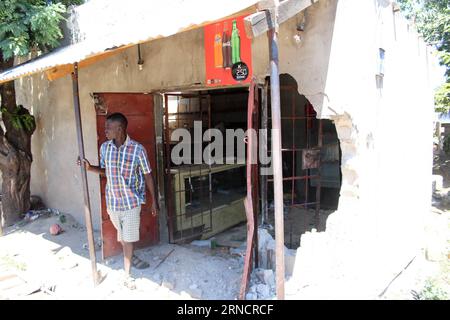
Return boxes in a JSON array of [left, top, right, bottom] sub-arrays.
[[265, 74, 342, 249]]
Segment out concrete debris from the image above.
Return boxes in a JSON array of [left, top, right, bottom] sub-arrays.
[[189, 288, 203, 299], [285, 249, 296, 277], [255, 268, 275, 287], [246, 292, 257, 300], [162, 279, 175, 290], [258, 228, 297, 276], [152, 273, 162, 285], [441, 192, 450, 206], [255, 284, 270, 298], [230, 243, 247, 257], [189, 283, 198, 289], [432, 175, 443, 192]]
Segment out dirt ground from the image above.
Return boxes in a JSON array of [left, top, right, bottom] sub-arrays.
[[378, 150, 449, 300], [0, 212, 246, 300], [0, 152, 448, 300]]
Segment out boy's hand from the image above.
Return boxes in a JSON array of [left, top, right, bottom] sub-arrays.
[[76, 157, 91, 170], [150, 203, 159, 217]]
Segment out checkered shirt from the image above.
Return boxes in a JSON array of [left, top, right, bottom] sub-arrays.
[[100, 136, 151, 211]]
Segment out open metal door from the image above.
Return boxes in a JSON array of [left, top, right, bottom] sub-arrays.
[[239, 78, 260, 299], [94, 93, 159, 259], [163, 93, 214, 243]]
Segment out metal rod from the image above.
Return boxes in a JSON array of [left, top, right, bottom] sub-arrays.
[[315, 119, 323, 229], [71, 63, 100, 286], [207, 95, 213, 238], [154, 248, 175, 270], [253, 86, 259, 269], [239, 78, 257, 300], [267, 175, 320, 182], [163, 95, 175, 243], [267, 2, 285, 300], [261, 81, 269, 225], [291, 90, 295, 207], [305, 100, 309, 208]]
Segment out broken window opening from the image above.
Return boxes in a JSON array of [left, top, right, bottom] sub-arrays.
[[264, 74, 342, 249]]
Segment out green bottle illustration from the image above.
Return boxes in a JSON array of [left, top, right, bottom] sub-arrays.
[[231, 20, 240, 64]]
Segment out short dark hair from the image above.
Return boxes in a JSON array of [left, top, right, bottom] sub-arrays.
[[107, 112, 128, 129]]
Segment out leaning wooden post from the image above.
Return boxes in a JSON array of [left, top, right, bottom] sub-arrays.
[[71, 62, 100, 286]]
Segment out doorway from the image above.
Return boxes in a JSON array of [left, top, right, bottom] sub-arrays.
[[94, 93, 159, 259], [163, 87, 256, 243]]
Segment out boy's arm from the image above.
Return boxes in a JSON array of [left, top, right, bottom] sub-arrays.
[[144, 173, 159, 215], [77, 158, 106, 176]]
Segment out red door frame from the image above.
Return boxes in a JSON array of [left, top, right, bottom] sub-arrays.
[[94, 93, 159, 259]]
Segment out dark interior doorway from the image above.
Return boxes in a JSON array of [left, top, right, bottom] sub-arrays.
[[164, 87, 253, 243]]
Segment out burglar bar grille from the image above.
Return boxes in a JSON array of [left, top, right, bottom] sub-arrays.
[[164, 93, 213, 243], [264, 85, 323, 249]]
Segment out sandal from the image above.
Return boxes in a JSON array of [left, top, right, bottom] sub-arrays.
[[132, 255, 150, 269]]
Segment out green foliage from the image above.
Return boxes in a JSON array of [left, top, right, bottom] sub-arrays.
[[413, 279, 449, 300], [0, 0, 84, 60], [397, 0, 450, 113], [435, 82, 450, 113], [1, 105, 35, 132], [444, 134, 450, 154]]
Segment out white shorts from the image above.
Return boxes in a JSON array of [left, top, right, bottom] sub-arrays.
[[107, 206, 141, 243]]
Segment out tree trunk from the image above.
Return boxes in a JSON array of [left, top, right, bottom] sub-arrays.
[[0, 54, 35, 228], [0, 138, 31, 227]]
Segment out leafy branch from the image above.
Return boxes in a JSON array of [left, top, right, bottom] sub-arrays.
[[1, 105, 35, 132]]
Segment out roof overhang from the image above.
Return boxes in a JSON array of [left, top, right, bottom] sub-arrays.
[[0, 0, 316, 85], [0, 0, 259, 84]]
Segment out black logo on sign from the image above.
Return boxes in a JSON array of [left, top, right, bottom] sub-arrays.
[[231, 62, 249, 81]]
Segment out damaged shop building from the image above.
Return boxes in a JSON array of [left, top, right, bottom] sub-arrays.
[[0, 0, 440, 298]]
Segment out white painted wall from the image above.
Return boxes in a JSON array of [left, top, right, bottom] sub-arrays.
[[288, 0, 442, 298]]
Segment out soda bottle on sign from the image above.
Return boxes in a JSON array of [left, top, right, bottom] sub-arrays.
[[222, 21, 232, 69], [213, 23, 223, 68], [231, 20, 241, 64]]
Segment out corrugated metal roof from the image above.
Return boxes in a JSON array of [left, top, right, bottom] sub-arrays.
[[0, 0, 258, 84], [0, 40, 118, 83]]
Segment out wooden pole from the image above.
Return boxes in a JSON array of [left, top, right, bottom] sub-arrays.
[[71, 63, 100, 286], [267, 1, 285, 299], [261, 81, 269, 226]]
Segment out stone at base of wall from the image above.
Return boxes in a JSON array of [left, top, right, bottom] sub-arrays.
[[432, 175, 443, 193], [257, 228, 296, 277]]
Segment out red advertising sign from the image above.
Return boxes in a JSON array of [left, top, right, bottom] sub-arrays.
[[204, 15, 252, 87]]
